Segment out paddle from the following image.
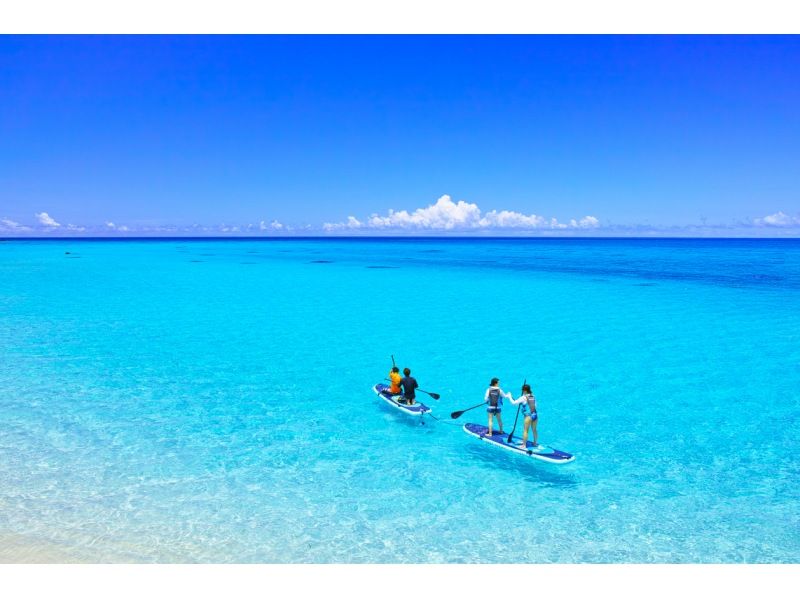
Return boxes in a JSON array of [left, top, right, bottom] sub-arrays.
[[387, 355, 399, 398], [450, 402, 484, 419], [507, 378, 526, 444]]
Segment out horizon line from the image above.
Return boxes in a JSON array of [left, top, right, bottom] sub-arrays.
[[3, 235, 800, 241]]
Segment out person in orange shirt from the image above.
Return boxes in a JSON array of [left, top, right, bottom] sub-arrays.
[[388, 366, 403, 395]]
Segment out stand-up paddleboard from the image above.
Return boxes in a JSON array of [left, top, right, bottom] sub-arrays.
[[373, 383, 431, 416], [463, 423, 575, 464]]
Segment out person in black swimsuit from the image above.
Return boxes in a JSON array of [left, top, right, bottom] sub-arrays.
[[400, 368, 419, 405]]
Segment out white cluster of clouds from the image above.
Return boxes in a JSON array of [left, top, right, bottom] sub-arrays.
[[1, 218, 32, 232], [754, 211, 800, 227], [260, 220, 284, 231], [0, 213, 289, 235], [323, 195, 600, 232], [0, 213, 98, 234], [176, 221, 290, 234], [35, 212, 60, 227], [0, 212, 84, 233]]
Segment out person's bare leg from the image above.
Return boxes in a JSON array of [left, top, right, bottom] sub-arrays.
[[520, 417, 530, 446]]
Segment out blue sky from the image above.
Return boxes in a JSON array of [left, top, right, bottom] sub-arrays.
[[1, 35, 799, 236]]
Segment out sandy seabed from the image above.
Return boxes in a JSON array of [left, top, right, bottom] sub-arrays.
[[0, 532, 94, 564]]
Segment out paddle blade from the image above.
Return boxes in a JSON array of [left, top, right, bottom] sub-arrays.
[[429, 393, 440, 400], [451, 402, 484, 419]]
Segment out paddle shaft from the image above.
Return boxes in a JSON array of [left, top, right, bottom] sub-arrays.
[[507, 378, 526, 443], [508, 405, 522, 443]]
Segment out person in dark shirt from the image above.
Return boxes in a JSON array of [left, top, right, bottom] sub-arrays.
[[400, 368, 419, 405]]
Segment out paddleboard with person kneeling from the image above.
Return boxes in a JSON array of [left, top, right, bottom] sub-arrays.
[[373, 383, 431, 417], [373, 355, 440, 418]]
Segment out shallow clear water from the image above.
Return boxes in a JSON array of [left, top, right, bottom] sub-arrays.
[[1, 238, 799, 563]]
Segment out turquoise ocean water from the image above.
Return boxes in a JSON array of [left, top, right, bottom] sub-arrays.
[[1, 238, 798, 563]]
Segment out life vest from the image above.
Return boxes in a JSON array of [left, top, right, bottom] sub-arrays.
[[488, 388, 501, 407], [524, 394, 536, 414]]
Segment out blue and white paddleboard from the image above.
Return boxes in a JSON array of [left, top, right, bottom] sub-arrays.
[[463, 423, 575, 464], [373, 383, 431, 416]]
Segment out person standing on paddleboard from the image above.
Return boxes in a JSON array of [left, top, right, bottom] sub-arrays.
[[388, 366, 403, 396], [400, 368, 419, 405], [510, 383, 539, 447], [484, 377, 512, 436]]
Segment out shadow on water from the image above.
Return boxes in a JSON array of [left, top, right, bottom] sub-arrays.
[[506, 261, 790, 290], [462, 443, 580, 488], [377, 403, 433, 430], [310, 260, 334, 264], [419, 253, 796, 290]]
